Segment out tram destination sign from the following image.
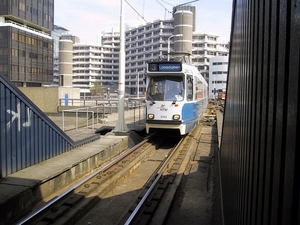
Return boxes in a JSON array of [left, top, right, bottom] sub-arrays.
[[148, 62, 182, 72]]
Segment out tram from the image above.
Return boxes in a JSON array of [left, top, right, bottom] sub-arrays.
[[145, 61, 208, 135]]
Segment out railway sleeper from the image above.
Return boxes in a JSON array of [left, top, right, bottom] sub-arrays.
[[27, 142, 157, 225]]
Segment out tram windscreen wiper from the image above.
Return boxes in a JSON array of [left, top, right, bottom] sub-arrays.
[[148, 94, 156, 104]]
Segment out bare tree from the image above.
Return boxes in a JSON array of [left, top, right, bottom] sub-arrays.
[[90, 81, 104, 98]]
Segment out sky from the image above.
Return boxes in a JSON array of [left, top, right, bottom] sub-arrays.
[[54, 0, 233, 44]]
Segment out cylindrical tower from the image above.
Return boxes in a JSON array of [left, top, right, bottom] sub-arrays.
[[173, 5, 195, 61], [59, 39, 73, 87]]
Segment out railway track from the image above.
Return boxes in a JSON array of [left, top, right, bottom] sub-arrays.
[[119, 125, 202, 225], [16, 123, 205, 225], [16, 135, 158, 224]]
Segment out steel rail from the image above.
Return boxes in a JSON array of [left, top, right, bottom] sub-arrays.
[[124, 137, 185, 225], [17, 138, 150, 225]]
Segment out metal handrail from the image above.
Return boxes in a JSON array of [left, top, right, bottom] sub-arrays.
[[61, 101, 145, 132]]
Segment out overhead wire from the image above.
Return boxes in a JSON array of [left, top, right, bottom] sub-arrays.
[[159, 0, 174, 7], [124, 0, 150, 24], [155, 0, 173, 15], [124, 0, 196, 60], [124, 0, 170, 45]]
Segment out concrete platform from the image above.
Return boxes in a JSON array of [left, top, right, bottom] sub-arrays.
[[0, 108, 223, 225], [165, 109, 224, 225], [0, 111, 146, 224]]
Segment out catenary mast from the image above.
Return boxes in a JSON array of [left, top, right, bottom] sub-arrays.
[[113, 0, 129, 133]]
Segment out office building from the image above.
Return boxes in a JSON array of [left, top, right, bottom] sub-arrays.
[[0, 0, 54, 87], [209, 56, 228, 98], [52, 25, 69, 85]]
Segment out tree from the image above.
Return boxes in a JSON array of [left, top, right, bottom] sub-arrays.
[[90, 81, 104, 97]]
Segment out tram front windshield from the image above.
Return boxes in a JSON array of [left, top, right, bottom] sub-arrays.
[[147, 77, 184, 101]]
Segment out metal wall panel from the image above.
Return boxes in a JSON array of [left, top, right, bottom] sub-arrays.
[[0, 74, 75, 178], [220, 0, 300, 224]]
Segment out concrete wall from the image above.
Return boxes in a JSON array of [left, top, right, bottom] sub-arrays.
[[19, 87, 80, 113]]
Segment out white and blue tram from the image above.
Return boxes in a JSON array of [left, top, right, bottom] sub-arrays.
[[145, 61, 208, 135]]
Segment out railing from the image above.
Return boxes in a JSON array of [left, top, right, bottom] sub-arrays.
[[59, 97, 145, 107], [61, 99, 145, 132], [62, 108, 97, 132], [4, 20, 50, 37]]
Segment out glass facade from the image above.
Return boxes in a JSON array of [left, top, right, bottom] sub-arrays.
[[0, 0, 54, 87]]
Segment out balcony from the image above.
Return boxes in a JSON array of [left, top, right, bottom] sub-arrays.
[[4, 20, 51, 38]]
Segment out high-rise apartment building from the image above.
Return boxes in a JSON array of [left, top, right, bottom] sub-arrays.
[[125, 19, 174, 96], [56, 5, 229, 98], [124, 20, 229, 95], [209, 56, 228, 98], [58, 27, 122, 97], [0, 0, 54, 87], [72, 42, 120, 92], [192, 32, 229, 80]]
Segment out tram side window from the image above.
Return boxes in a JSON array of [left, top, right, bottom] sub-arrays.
[[195, 79, 203, 99], [186, 75, 193, 101]]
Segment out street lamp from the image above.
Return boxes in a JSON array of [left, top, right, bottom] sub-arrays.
[[107, 87, 110, 99], [167, 34, 183, 61]]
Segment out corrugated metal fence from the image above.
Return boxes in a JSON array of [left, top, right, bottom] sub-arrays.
[[0, 75, 75, 178], [220, 0, 300, 224]]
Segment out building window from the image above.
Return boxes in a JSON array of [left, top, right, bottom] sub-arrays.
[[12, 49, 18, 56], [0, 48, 8, 55], [0, 65, 8, 72], [19, 2, 25, 11]]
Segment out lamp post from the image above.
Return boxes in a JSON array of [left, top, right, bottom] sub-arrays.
[[113, 0, 129, 133], [167, 34, 183, 61], [107, 87, 110, 99], [137, 72, 139, 98]]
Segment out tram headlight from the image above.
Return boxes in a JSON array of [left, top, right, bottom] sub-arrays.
[[148, 114, 154, 119], [173, 114, 180, 120]]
